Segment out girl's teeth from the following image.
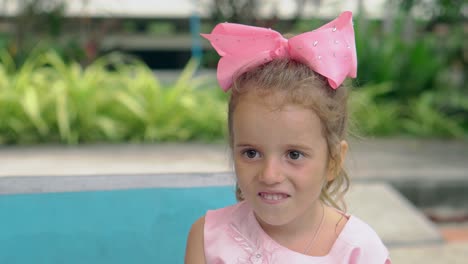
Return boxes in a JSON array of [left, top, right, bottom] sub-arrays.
[[261, 193, 287, 200]]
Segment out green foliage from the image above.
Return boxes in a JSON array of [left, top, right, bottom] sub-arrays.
[[349, 83, 401, 136], [0, 50, 227, 145], [0, 46, 466, 145], [354, 17, 446, 97], [401, 92, 465, 138], [350, 83, 468, 138], [348, 12, 467, 139]]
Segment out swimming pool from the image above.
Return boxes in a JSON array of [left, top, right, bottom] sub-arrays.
[[0, 175, 236, 264]]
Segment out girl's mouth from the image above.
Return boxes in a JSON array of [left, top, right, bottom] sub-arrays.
[[258, 192, 290, 203]]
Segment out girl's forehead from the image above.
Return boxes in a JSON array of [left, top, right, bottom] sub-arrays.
[[234, 93, 322, 125], [232, 99, 326, 148], [236, 90, 309, 112]]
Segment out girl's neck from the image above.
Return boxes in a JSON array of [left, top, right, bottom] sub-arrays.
[[255, 201, 325, 244]]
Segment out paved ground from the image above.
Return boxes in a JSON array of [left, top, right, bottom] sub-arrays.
[[1, 137, 468, 262]]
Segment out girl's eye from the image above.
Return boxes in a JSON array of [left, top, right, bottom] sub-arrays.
[[288, 150, 303, 160], [243, 149, 259, 159]]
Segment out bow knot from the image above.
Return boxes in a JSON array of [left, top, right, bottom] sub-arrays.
[[202, 11, 357, 91], [272, 38, 289, 58]]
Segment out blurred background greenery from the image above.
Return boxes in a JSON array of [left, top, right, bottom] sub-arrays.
[[0, 0, 466, 144]]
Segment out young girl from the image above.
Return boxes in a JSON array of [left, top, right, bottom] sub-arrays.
[[185, 11, 390, 264]]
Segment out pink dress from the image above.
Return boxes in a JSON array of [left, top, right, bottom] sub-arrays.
[[204, 201, 391, 264]]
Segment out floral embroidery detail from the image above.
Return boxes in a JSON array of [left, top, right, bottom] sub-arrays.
[[227, 223, 277, 263]]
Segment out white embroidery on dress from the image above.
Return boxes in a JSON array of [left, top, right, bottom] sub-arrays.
[[227, 222, 278, 264]]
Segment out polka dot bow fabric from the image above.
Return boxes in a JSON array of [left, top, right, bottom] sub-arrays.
[[201, 11, 357, 91]]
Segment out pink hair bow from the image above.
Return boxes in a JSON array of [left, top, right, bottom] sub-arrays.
[[201, 11, 357, 91]]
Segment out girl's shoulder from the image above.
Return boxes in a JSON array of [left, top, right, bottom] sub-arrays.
[[333, 215, 390, 262], [186, 203, 246, 264], [204, 201, 263, 263], [205, 201, 249, 228], [185, 216, 206, 264], [340, 215, 385, 245]]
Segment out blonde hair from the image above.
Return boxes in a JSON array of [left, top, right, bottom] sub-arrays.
[[227, 59, 350, 211]]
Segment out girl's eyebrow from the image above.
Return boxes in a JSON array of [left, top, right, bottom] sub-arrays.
[[285, 144, 314, 152], [234, 143, 255, 148]]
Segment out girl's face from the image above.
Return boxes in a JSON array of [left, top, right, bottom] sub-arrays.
[[232, 92, 339, 227]]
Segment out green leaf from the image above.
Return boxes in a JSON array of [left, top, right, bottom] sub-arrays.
[[21, 87, 48, 136]]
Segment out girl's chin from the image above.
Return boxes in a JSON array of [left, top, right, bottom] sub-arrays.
[[255, 213, 289, 226], [253, 209, 292, 227]]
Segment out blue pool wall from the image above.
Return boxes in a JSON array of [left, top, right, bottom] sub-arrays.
[[0, 186, 236, 264]]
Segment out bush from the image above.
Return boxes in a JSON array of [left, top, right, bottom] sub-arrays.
[[0, 49, 228, 145], [350, 83, 468, 138], [348, 14, 467, 139], [0, 46, 466, 145]]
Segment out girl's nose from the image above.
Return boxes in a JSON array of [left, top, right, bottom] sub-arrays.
[[258, 158, 284, 185]]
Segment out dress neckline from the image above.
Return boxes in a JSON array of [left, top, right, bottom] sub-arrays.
[[246, 203, 353, 260]]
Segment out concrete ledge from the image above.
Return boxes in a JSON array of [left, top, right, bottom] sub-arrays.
[[347, 183, 443, 247], [389, 242, 468, 264], [0, 173, 236, 195]]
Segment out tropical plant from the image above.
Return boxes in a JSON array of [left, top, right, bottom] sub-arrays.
[[0, 49, 228, 145], [349, 82, 401, 136]]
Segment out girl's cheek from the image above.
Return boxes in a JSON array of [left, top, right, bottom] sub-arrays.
[[235, 164, 258, 184]]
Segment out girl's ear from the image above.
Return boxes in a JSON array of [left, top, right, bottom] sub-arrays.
[[326, 140, 348, 182]]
